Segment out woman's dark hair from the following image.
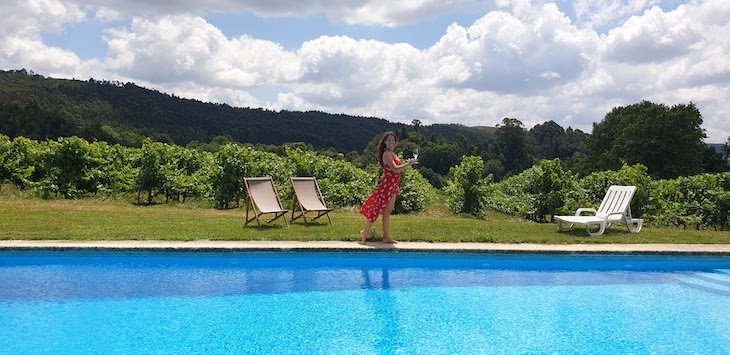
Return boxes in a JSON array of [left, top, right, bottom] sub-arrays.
[[376, 131, 398, 166]]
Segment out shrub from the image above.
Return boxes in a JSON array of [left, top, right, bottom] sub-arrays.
[[4, 136, 44, 189], [285, 147, 375, 207], [0, 134, 10, 187], [91, 142, 137, 195], [395, 168, 436, 214], [485, 159, 575, 222], [40, 136, 100, 198], [212, 144, 293, 209], [161, 145, 215, 203], [568, 164, 652, 217], [646, 173, 730, 230], [320, 160, 375, 207], [445, 156, 491, 216]]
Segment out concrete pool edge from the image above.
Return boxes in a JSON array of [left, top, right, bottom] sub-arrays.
[[1, 240, 729, 255]]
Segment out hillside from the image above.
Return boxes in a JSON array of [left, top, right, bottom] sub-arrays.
[[0, 69, 493, 152]]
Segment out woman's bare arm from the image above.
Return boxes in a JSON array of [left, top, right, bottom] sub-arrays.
[[383, 151, 412, 173]]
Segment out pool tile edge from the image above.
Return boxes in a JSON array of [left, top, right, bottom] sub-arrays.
[[0, 240, 729, 255]]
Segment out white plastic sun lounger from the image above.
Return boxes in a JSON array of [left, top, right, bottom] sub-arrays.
[[554, 185, 643, 236]]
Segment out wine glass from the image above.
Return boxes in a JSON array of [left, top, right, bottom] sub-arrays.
[[412, 148, 419, 164]]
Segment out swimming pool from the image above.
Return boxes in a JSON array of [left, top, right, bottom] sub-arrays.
[[0, 250, 728, 353]]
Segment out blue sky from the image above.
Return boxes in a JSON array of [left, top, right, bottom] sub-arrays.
[[1, 0, 728, 142]]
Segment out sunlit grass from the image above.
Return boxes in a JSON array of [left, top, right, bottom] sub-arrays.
[[1, 194, 728, 244]]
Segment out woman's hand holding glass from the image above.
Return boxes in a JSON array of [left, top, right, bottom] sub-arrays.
[[410, 148, 419, 165]]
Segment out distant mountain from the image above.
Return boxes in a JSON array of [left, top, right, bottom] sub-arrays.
[[0, 69, 494, 152]]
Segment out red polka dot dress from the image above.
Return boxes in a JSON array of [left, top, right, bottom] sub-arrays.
[[360, 155, 401, 223]]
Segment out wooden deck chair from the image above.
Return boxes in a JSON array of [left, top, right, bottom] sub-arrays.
[[290, 177, 333, 225], [554, 185, 644, 236], [243, 177, 289, 227]]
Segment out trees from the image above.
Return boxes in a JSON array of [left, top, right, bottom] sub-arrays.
[[587, 101, 706, 179], [702, 145, 728, 173], [419, 142, 463, 176], [495, 118, 532, 177], [530, 120, 564, 160], [135, 140, 168, 204]]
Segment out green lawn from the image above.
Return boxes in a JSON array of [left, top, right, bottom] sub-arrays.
[[1, 195, 728, 244]]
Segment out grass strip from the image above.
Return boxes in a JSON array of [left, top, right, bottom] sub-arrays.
[[1, 196, 729, 244]]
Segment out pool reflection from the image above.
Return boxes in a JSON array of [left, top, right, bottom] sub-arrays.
[[0, 251, 728, 301]]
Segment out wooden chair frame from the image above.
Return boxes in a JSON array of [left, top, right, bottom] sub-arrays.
[[290, 177, 333, 225]]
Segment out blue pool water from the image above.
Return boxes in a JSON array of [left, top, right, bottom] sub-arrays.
[[0, 251, 729, 353]]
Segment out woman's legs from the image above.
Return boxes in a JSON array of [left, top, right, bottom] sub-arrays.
[[359, 221, 374, 244], [381, 195, 397, 243]]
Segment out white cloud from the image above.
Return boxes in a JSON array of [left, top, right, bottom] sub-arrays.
[[94, 7, 122, 22], [1, 0, 729, 143], [597, 3, 729, 91], [337, 0, 476, 27], [0, 0, 85, 37], [541, 71, 561, 79], [0, 36, 82, 75], [293, 36, 427, 107], [0, 0, 87, 76], [103, 15, 298, 87], [602, 5, 701, 64], [428, 3, 598, 94], [573, 0, 661, 29], [68, 0, 477, 27]]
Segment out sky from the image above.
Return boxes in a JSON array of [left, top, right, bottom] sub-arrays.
[[1, 0, 728, 143]]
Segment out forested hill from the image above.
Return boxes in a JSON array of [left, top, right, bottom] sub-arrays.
[[0, 69, 493, 152]]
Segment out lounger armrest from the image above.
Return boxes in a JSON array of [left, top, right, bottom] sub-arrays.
[[605, 211, 627, 220], [575, 208, 596, 216]]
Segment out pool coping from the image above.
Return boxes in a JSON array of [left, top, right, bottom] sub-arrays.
[[1, 240, 730, 255]]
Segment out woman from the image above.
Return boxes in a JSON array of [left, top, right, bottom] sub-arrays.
[[359, 131, 417, 244]]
